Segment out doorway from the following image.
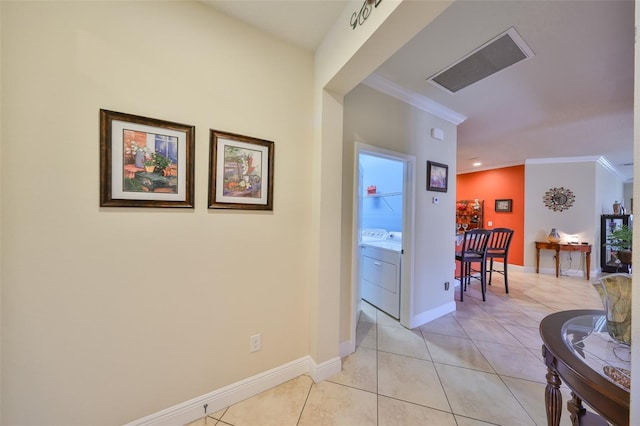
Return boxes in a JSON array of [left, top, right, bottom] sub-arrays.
[[352, 143, 416, 336]]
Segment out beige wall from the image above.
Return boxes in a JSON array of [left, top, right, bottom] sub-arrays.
[[595, 161, 627, 255], [524, 159, 624, 276], [342, 84, 458, 333], [1, 1, 314, 424], [310, 0, 454, 361], [4, 1, 632, 423], [0, 0, 458, 423]]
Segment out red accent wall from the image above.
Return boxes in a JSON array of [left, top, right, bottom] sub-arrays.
[[456, 165, 525, 266]]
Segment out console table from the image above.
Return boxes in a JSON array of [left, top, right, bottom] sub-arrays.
[[535, 241, 591, 280], [540, 310, 629, 426]]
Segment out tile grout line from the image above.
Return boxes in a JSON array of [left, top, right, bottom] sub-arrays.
[[295, 376, 314, 426]]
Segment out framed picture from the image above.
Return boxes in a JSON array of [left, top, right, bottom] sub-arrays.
[[426, 161, 448, 193], [495, 199, 513, 212], [208, 130, 274, 210], [100, 109, 195, 208]]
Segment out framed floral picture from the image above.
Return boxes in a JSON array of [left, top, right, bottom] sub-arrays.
[[99, 109, 195, 208], [427, 161, 448, 193], [208, 130, 274, 210]]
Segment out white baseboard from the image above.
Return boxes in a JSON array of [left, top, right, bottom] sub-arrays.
[[339, 339, 355, 357], [126, 355, 341, 426], [408, 301, 456, 329], [534, 266, 591, 279], [308, 356, 342, 383]]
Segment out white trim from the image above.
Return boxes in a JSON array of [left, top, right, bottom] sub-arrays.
[[125, 355, 338, 426], [596, 156, 628, 181], [352, 143, 417, 347], [526, 155, 602, 165], [526, 155, 628, 182], [408, 301, 456, 329], [535, 267, 592, 279], [520, 264, 595, 279], [339, 339, 356, 357], [308, 356, 342, 383], [400, 156, 417, 329], [362, 73, 467, 125]]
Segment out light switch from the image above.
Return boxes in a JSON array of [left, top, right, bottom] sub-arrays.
[[488, 221, 493, 227]]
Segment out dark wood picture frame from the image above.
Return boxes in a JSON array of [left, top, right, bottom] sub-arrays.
[[426, 161, 448, 193], [208, 130, 274, 210], [495, 198, 513, 212], [99, 109, 195, 208]]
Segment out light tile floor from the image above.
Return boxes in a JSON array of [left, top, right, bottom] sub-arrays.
[[188, 270, 604, 426]]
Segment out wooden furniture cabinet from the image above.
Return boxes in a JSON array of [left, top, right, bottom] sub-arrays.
[[535, 242, 591, 280], [456, 199, 483, 230], [601, 214, 632, 273]]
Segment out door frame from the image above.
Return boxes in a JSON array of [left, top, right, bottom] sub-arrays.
[[351, 142, 416, 344]]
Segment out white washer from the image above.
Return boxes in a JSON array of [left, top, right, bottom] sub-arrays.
[[360, 229, 402, 319]]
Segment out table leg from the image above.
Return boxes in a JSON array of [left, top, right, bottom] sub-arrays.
[[545, 366, 563, 426], [585, 252, 590, 280], [536, 247, 541, 274], [567, 392, 585, 426], [555, 247, 560, 277]]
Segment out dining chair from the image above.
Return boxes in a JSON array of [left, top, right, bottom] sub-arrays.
[[486, 228, 514, 294], [455, 229, 492, 301]]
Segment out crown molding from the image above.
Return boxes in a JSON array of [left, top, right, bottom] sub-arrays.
[[525, 156, 629, 182], [362, 73, 467, 125]]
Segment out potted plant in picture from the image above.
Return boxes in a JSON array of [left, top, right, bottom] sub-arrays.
[[152, 153, 172, 175], [606, 224, 633, 265], [143, 159, 155, 173]]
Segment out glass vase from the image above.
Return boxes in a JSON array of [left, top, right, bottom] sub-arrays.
[[593, 273, 632, 345], [547, 228, 561, 243]]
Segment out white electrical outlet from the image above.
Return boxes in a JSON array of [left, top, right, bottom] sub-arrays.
[[250, 334, 261, 352]]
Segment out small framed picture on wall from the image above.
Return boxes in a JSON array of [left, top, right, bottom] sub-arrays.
[[208, 130, 275, 210], [99, 109, 195, 208], [426, 161, 448, 193], [495, 199, 513, 212]]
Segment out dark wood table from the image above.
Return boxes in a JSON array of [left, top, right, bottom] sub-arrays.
[[540, 310, 629, 426], [535, 242, 591, 280]]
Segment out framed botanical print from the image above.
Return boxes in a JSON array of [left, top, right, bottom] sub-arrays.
[[99, 109, 195, 208], [208, 130, 274, 210]]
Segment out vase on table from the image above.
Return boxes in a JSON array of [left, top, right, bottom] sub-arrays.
[[547, 228, 561, 243], [613, 202, 621, 214], [593, 273, 632, 345]]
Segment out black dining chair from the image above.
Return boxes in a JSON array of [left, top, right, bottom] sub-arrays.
[[486, 228, 514, 294], [455, 229, 492, 301]]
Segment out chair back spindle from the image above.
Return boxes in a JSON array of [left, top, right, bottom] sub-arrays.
[[486, 228, 514, 294], [456, 229, 492, 301]]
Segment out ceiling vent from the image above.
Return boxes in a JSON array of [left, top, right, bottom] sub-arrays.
[[427, 27, 535, 94]]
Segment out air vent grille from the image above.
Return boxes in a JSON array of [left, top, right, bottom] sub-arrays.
[[428, 27, 534, 94]]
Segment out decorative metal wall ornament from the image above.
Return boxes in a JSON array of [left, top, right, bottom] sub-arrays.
[[543, 187, 576, 212], [350, 0, 382, 30]]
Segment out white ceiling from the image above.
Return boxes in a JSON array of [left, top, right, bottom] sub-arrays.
[[202, 0, 635, 181]]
